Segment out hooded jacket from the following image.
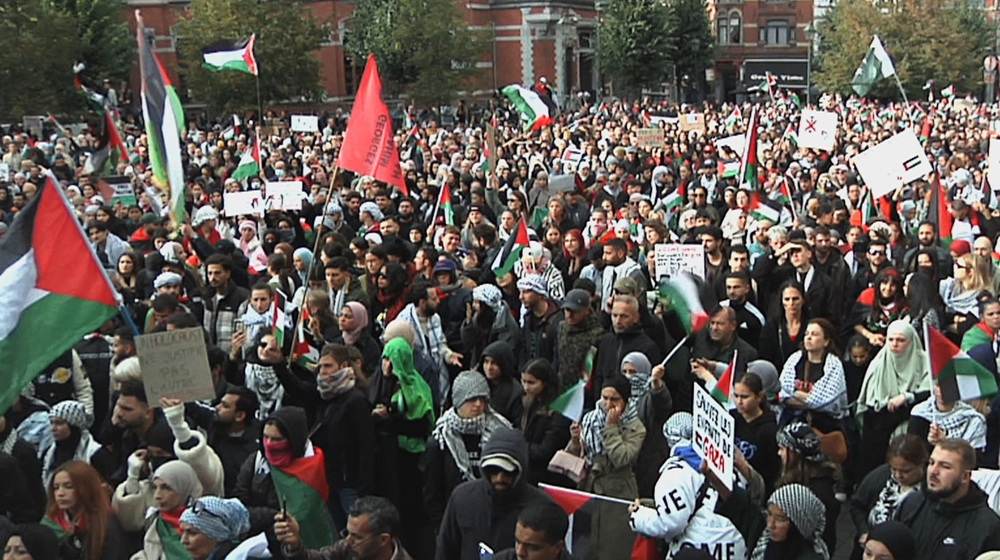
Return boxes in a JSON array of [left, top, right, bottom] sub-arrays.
[[895, 482, 1000, 560], [480, 342, 524, 426], [435, 427, 552, 560]]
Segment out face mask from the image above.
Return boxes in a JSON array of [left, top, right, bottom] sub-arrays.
[[148, 455, 172, 473], [278, 230, 295, 243], [918, 265, 936, 277], [263, 439, 293, 468], [274, 169, 286, 178]]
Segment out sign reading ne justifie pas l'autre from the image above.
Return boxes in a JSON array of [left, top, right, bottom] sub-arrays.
[[135, 327, 215, 404]]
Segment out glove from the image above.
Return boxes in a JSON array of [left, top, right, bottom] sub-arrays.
[[163, 403, 193, 445]]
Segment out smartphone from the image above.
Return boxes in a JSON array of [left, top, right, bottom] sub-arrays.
[[234, 318, 245, 335]]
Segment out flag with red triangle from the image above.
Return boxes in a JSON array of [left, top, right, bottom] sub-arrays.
[[491, 215, 529, 277], [231, 133, 261, 181], [711, 352, 738, 404], [928, 175, 952, 246], [738, 106, 760, 190], [926, 323, 998, 403]]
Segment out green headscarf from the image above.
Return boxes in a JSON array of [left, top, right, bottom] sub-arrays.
[[858, 320, 931, 414], [383, 338, 435, 453]]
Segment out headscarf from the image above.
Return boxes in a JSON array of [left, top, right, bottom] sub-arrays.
[[621, 352, 652, 404], [776, 422, 826, 463], [580, 375, 639, 465], [858, 320, 931, 414], [663, 411, 693, 449], [867, 521, 916, 560], [750, 483, 830, 560], [179, 497, 250, 543], [8, 524, 59, 560], [382, 338, 435, 453], [153, 461, 203, 506], [341, 301, 368, 345], [293, 247, 313, 285]]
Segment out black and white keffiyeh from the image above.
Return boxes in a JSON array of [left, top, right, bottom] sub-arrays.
[[750, 483, 830, 560]]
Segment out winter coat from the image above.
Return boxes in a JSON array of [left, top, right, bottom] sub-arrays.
[[895, 482, 1000, 560], [554, 314, 606, 394], [481, 341, 524, 426], [590, 328, 660, 404]]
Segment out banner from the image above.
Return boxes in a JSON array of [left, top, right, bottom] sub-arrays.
[[654, 244, 705, 281], [693, 383, 735, 490], [136, 328, 215, 404], [797, 109, 839, 152], [265, 181, 304, 211], [637, 128, 665, 149], [290, 115, 319, 133], [223, 190, 264, 217], [853, 129, 933, 199]]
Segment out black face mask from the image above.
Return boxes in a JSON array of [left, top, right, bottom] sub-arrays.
[[278, 230, 295, 244], [918, 265, 936, 277]]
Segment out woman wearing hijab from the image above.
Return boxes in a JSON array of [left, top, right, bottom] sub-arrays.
[[4, 524, 60, 560], [478, 342, 525, 426], [178, 497, 250, 560], [422, 371, 512, 531], [461, 285, 520, 367], [568, 375, 645, 560], [857, 321, 931, 476], [748, 484, 830, 560], [41, 401, 114, 486], [623, 353, 673, 498], [292, 248, 313, 287], [862, 522, 916, 560], [135, 462, 203, 560], [332, 302, 382, 378], [777, 423, 842, 552]]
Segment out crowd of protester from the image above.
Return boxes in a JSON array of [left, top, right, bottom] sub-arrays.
[[4, 87, 1000, 560]]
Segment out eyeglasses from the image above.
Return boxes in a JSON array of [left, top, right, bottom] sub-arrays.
[[955, 262, 969, 269]]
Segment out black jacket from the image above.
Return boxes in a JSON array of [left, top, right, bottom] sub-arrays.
[[895, 482, 1000, 560], [521, 404, 572, 487], [481, 341, 524, 426], [435, 428, 553, 560], [591, 327, 661, 403], [207, 419, 260, 497]]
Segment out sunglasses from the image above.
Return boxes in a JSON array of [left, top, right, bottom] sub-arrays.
[[868, 250, 885, 256], [187, 499, 226, 521]]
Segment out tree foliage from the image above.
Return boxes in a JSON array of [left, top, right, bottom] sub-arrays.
[[0, 0, 130, 119], [814, 0, 991, 99], [598, 0, 677, 98], [348, 0, 489, 106], [177, 0, 328, 112], [670, 0, 715, 92]]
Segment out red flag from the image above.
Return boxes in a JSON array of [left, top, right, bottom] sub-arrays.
[[542, 485, 593, 515], [337, 54, 406, 195]]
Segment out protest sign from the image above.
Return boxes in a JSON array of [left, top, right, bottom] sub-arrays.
[[714, 134, 746, 158], [853, 129, 933, 199], [988, 139, 1000, 190], [549, 174, 578, 193], [265, 181, 304, 211], [103, 176, 136, 206], [136, 328, 215, 404], [654, 244, 705, 281], [0, 163, 9, 182], [223, 190, 264, 217], [693, 383, 735, 490], [561, 146, 584, 171], [680, 113, 706, 134], [637, 128, 665, 149], [290, 115, 319, 133], [797, 109, 839, 152]]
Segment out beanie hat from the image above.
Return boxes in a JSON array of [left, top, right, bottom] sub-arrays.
[[601, 374, 631, 403], [777, 422, 825, 463], [950, 239, 972, 257], [179, 497, 250, 542], [451, 371, 490, 408], [9, 524, 60, 560], [239, 220, 257, 233], [867, 521, 916, 560], [191, 206, 219, 227], [50, 401, 92, 431], [359, 201, 383, 222], [154, 271, 183, 290]]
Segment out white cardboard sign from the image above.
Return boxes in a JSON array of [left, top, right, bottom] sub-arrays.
[[797, 109, 839, 152], [265, 181, 304, 211], [223, 190, 264, 217], [290, 115, 319, 133], [136, 328, 215, 404], [853, 129, 933, 199], [693, 382, 735, 491], [654, 243, 706, 281]]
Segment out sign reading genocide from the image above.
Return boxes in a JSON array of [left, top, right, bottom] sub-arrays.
[[654, 244, 705, 281], [135, 327, 216, 404], [693, 383, 735, 490]]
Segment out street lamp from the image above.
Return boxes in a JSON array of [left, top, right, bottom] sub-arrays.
[[805, 24, 816, 106]]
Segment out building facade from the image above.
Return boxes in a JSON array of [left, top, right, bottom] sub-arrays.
[[127, 0, 600, 104]]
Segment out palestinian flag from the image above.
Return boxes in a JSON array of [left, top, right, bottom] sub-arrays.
[[783, 123, 798, 148], [137, 11, 186, 225], [501, 85, 553, 131], [270, 289, 292, 349], [928, 176, 952, 246], [85, 110, 129, 177], [435, 185, 454, 226], [222, 114, 241, 140], [926, 323, 998, 403], [750, 192, 781, 224], [711, 352, 738, 404], [962, 322, 995, 352], [738, 106, 760, 190], [292, 307, 319, 370], [941, 85, 955, 98], [550, 380, 586, 422], [270, 448, 336, 550], [789, 92, 803, 110], [718, 160, 740, 179], [202, 35, 258, 75], [491, 215, 529, 277], [662, 183, 686, 212], [231, 134, 261, 181], [0, 176, 119, 415], [725, 107, 741, 130], [659, 272, 710, 334], [774, 178, 793, 207]]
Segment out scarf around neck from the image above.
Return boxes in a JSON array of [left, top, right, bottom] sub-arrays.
[[432, 407, 511, 481], [580, 401, 638, 465], [318, 367, 356, 399]]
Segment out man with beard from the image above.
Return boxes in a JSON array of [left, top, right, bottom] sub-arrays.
[[895, 439, 1000, 560], [275, 496, 416, 560], [902, 221, 954, 277], [206, 386, 258, 496], [203, 254, 250, 353], [395, 196, 418, 237], [435, 427, 552, 560], [811, 226, 849, 302]]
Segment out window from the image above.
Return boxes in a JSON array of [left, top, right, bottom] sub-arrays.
[[763, 20, 790, 45], [717, 11, 742, 45]]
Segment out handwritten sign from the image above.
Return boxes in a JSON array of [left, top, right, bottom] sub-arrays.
[[223, 190, 264, 217], [637, 128, 665, 149], [136, 328, 215, 404], [693, 383, 735, 490], [265, 181, 304, 211], [654, 244, 705, 281], [290, 115, 319, 133], [680, 113, 706, 134]]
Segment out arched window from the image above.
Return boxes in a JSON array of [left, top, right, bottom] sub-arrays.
[[717, 11, 742, 45]]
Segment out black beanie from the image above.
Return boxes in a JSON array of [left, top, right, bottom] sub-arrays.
[[867, 521, 915, 560], [10, 524, 60, 560], [602, 374, 632, 403]]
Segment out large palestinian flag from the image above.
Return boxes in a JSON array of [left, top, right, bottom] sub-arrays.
[[491, 215, 529, 277], [0, 176, 119, 415], [926, 323, 998, 403], [137, 11, 186, 225], [202, 35, 258, 75], [84, 110, 129, 177], [270, 447, 335, 550]]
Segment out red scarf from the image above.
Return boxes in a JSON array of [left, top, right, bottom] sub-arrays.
[[160, 507, 185, 533], [52, 510, 86, 534]]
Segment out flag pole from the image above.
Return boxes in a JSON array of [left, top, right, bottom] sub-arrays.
[[660, 334, 691, 366], [431, 182, 445, 225], [892, 74, 909, 105], [538, 484, 635, 507], [286, 165, 340, 366], [255, 74, 264, 126]]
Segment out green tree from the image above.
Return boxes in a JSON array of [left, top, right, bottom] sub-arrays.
[[177, 0, 328, 112], [48, 0, 132, 87], [670, 0, 714, 98], [815, 0, 990, 99], [0, 0, 80, 118], [598, 0, 676, 99], [348, 0, 488, 105]]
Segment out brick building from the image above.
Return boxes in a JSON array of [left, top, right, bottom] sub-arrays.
[[126, 0, 600, 104]]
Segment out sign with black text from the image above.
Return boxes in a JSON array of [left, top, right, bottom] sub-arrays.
[[693, 383, 735, 490], [136, 328, 215, 404]]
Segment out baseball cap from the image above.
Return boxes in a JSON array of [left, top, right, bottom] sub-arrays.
[[561, 289, 591, 312], [614, 276, 638, 295], [481, 453, 520, 473]]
